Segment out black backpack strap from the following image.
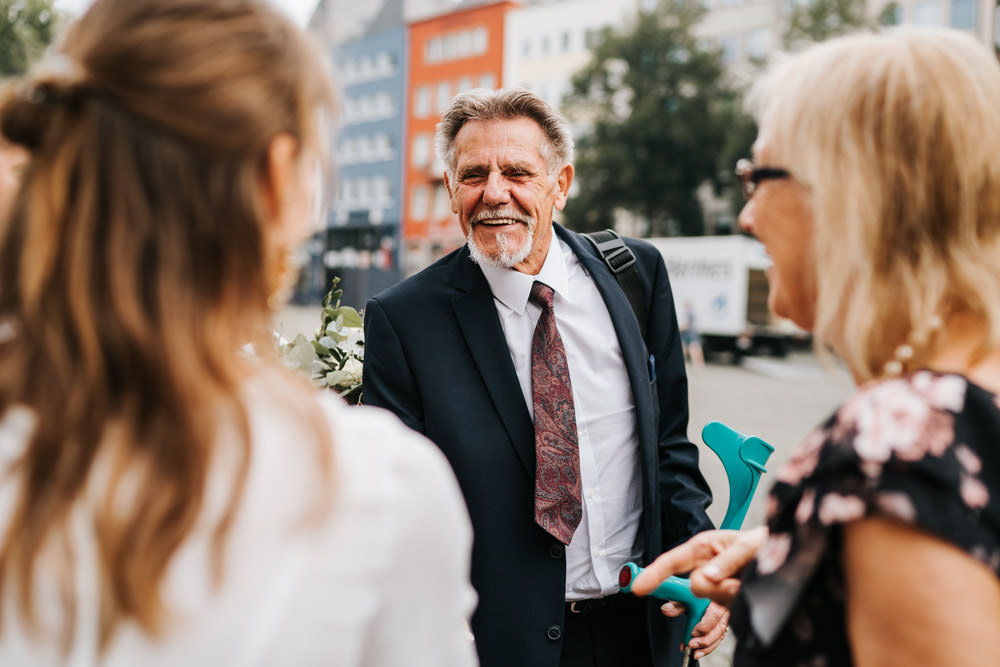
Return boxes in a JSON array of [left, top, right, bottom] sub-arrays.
[[582, 229, 647, 340]]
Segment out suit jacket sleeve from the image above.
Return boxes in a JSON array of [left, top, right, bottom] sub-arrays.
[[642, 242, 715, 549], [361, 297, 425, 435]]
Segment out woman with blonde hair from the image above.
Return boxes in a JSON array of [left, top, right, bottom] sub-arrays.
[[0, 0, 476, 665], [633, 27, 1000, 666]]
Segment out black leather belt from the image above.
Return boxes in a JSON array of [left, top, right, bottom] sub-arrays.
[[565, 593, 628, 614]]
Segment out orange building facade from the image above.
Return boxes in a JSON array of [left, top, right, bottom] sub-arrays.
[[403, 1, 519, 276]]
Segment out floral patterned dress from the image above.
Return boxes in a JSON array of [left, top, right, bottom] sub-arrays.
[[731, 371, 1000, 666]]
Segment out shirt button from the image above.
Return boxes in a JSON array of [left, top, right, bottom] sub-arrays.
[[546, 625, 562, 641], [549, 545, 564, 559]]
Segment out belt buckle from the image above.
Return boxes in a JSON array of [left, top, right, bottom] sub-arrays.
[[568, 600, 582, 614]]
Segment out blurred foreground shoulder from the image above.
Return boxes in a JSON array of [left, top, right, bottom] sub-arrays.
[[316, 395, 479, 666]]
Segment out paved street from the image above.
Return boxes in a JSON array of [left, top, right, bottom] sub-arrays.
[[273, 304, 326, 343], [276, 305, 854, 666], [687, 352, 852, 666], [688, 352, 853, 531]]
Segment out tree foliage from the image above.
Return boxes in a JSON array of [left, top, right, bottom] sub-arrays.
[[783, 0, 877, 49], [0, 0, 59, 78], [561, 0, 746, 237]]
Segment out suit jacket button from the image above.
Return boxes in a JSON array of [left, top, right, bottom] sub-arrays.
[[549, 545, 564, 559], [546, 625, 562, 641]]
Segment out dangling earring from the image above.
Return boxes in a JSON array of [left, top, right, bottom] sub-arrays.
[[882, 314, 943, 378], [266, 242, 298, 312]]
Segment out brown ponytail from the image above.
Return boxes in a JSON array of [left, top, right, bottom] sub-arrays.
[[0, 0, 337, 651]]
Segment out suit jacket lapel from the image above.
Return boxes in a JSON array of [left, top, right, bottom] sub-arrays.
[[451, 247, 536, 477]]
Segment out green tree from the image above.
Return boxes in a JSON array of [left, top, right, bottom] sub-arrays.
[[0, 0, 59, 77], [562, 0, 746, 236], [783, 0, 877, 49]]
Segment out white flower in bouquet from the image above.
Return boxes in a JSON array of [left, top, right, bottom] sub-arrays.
[[279, 277, 364, 404]]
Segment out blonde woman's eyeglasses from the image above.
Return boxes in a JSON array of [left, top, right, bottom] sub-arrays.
[[735, 159, 791, 200]]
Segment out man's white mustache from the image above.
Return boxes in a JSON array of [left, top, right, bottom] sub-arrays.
[[471, 209, 533, 225]]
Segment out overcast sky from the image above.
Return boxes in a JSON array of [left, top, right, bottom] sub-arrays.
[[53, 0, 320, 26]]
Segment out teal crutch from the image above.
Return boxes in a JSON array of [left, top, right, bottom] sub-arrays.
[[618, 421, 774, 661]]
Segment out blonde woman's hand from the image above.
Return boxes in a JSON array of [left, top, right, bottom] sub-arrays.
[[632, 527, 768, 607]]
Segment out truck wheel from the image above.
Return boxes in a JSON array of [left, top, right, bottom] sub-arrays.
[[769, 338, 790, 358]]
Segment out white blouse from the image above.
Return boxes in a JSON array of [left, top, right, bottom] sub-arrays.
[[0, 376, 478, 667]]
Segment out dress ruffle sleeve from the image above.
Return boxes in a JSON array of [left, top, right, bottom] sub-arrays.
[[736, 371, 1000, 656]]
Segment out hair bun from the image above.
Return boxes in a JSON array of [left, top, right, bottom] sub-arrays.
[[1, 54, 89, 150]]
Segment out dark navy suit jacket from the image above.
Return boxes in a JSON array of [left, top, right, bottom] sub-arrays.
[[362, 223, 714, 667]]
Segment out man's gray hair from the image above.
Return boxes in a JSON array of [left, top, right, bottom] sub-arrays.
[[434, 87, 575, 179]]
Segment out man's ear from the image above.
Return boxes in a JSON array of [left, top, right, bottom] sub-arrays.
[[262, 132, 299, 226], [444, 171, 458, 214], [553, 163, 574, 211]]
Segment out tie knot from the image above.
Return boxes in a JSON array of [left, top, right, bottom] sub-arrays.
[[529, 281, 554, 310]]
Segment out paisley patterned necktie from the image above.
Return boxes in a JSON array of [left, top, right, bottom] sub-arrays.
[[529, 281, 582, 545]]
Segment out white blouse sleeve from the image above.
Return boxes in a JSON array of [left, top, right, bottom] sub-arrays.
[[352, 408, 478, 667]]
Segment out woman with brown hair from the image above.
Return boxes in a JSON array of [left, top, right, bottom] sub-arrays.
[[633, 27, 1000, 666], [0, 1, 476, 665]]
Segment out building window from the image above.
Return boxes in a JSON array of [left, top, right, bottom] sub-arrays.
[[478, 73, 496, 90], [432, 185, 451, 220], [412, 134, 432, 168], [561, 30, 571, 52], [745, 27, 771, 59], [375, 51, 396, 77], [472, 27, 488, 54], [457, 76, 473, 93], [522, 38, 532, 57], [410, 186, 429, 221], [375, 91, 394, 119], [949, 0, 976, 28], [436, 80, 452, 113], [426, 27, 489, 64], [415, 85, 432, 118], [345, 179, 358, 207], [374, 177, 392, 207], [719, 34, 741, 64], [912, 0, 943, 24], [426, 37, 443, 63], [373, 133, 393, 161]]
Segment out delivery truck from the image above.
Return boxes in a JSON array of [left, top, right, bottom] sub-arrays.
[[646, 235, 804, 360]]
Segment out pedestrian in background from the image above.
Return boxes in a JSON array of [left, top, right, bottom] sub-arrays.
[[363, 87, 727, 667], [0, 1, 476, 665], [632, 27, 1000, 667], [680, 301, 704, 368]]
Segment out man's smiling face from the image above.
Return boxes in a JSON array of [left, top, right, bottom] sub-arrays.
[[445, 116, 573, 275]]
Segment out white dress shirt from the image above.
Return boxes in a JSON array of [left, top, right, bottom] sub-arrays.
[[0, 373, 478, 667], [479, 233, 643, 600]]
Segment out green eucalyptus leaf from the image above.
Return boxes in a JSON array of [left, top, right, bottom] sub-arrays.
[[337, 306, 363, 328]]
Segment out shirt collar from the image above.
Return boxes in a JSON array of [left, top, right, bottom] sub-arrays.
[[478, 231, 572, 313]]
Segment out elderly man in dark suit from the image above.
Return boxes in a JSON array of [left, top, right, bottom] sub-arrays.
[[362, 88, 727, 667]]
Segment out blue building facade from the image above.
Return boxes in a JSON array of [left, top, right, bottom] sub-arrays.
[[302, 17, 408, 309]]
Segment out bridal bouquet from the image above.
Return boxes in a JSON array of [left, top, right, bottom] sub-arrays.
[[279, 277, 364, 404]]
